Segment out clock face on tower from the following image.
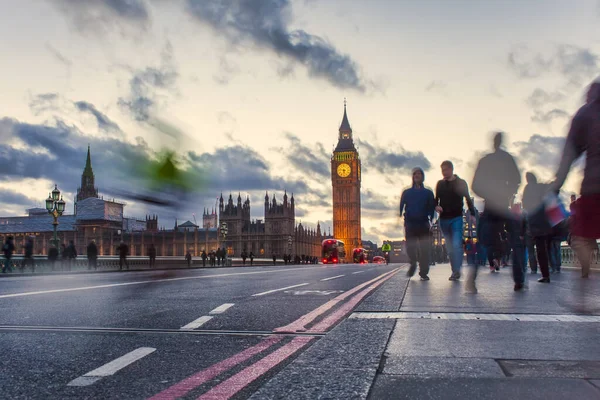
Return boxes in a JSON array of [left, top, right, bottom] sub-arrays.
[[337, 163, 351, 177]]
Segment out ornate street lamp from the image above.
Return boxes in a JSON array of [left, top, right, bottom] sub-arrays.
[[46, 184, 66, 251], [219, 222, 228, 256]]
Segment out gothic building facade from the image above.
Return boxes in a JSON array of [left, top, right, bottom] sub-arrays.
[[331, 101, 362, 249], [0, 147, 325, 258], [218, 191, 324, 257]]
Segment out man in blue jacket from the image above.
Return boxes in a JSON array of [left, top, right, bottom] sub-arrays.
[[400, 167, 436, 280]]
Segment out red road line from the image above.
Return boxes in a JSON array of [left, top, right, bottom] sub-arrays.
[[196, 336, 314, 400], [147, 336, 283, 400], [308, 269, 400, 332], [274, 268, 399, 333], [147, 267, 401, 400]]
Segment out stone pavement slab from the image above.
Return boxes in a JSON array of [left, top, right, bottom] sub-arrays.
[[368, 376, 600, 400], [386, 319, 600, 361], [498, 360, 600, 379], [384, 356, 505, 378]]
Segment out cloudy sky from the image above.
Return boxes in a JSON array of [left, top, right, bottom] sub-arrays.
[[0, 0, 598, 243]]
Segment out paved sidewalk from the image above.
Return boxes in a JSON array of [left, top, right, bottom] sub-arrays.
[[252, 263, 600, 399]]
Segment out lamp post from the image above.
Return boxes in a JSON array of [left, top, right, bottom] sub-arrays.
[[45, 185, 66, 252], [220, 222, 228, 256]]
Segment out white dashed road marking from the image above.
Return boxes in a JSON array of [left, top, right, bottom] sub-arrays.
[[67, 347, 156, 387], [320, 275, 345, 282], [352, 271, 365, 274], [180, 316, 214, 330], [252, 283, 309, 297], [209, 303, 235, 315]]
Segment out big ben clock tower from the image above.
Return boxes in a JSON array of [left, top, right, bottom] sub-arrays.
[[331, 100, 362, 249]]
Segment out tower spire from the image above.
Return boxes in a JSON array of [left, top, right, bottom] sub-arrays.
[[84, 144, 92, 173], [339, 99, 352, 134], [76, 145, 99, 202]]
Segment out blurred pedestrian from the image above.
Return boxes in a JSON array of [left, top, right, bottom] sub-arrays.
[[118, 241, 129, 270], [87, 240, 98, 270], [2, 236, 15, 273], [23, 236, 35, 272], [552, 79, 600, 279], [471, 132, 524, 292], [148, 243, 157, 268]]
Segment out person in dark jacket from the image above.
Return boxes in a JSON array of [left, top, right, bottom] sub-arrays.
[[435, 161, 476, 281], [185, 250, 192, 267], [66, 241, 77, 271], [201, 250, 207, 267], [2, 236, 15, 273], [523, 172, 553, 283], [117, 242, 129, 270], [472, 132, 525, 292], [249, 251, 254, 266], [400, 167, 435, 280], [87, 240, 98, 270], [23, 237, 35, 272], [48, 245, 59, 271], [148, 243, 157, 268]]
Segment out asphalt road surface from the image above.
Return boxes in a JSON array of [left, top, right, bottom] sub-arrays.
[[0, 262, 398, 399]]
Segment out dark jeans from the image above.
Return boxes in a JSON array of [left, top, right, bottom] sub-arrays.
[[88, 258, 97, 270], [534, 235, 552, 279], [2, 257, 12, 273], [405, 222, 431, 277], [549, 239, 562, 272], [525, 234, 538, 272], [477, 212, 525, 284], [119, 256, 129, 269]]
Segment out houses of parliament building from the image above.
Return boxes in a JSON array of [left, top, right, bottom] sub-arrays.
[[0, 148, 327, 258]]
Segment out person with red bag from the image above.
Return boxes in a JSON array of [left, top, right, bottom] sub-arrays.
[[552, 81, 600, 279]]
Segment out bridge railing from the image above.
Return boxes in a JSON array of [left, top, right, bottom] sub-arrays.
[[560, 245, 600, 266], [0, 256, 309, 273]]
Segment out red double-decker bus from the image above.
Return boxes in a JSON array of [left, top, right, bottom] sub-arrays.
[[321, 239, 346, 264], [352, 248, 368, 264]]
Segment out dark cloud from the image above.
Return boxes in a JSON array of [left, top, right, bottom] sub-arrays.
[[512, 134, 566, 171], [74, 101, 121, 132], [44, 43, 72, 67], [0, 190, 38, 209], [0, 118, 150, 198], [29, 93, 61, 115], [362, 189, 392, 212], [507, 45, 553, 79], [365, 222, 403, 241], [186, 0, 368, 92], [52, 0, 150, 34], [188, 145, 310, 195], [526, 88, 566, 109], [118, 42, 178, 121], [555, 44, 599, 86], [531, 108, 570, 124], [508, 44, 599, 86], [357, 139, 431, 175], [274, 133, 330, 178]]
